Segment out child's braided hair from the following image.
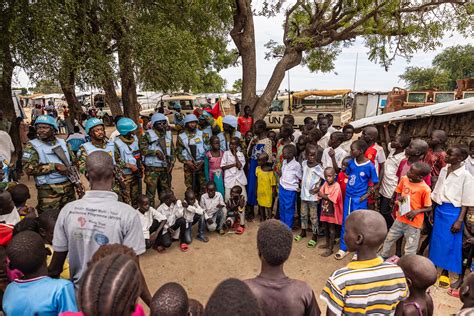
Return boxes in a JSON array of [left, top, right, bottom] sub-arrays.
[[79, 253, 141, 316]]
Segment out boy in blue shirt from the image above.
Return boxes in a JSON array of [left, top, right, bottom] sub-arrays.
[[3, 231, 78, 315], [335, 140, 379, 260]]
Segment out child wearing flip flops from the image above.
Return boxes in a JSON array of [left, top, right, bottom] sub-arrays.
[[318, 167, 343, 257], [294, 144, 324, 248]]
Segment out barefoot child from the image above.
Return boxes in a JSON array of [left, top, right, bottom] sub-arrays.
[[321, 211, 407, 315], [294, 144, 324, 247], [318, 167, 343, 257], [279, 144, 302, 229], [335, 140, 378, 260], [224, 186, 246, 234], [380, 162, 432, 259], [430, 145, 474, 289], [396, 254, 437, 316], [255, 153, 276, 221]]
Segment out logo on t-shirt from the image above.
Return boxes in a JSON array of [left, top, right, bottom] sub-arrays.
[[94, 233, 109, 245], [77, 217, 86, 227], [360, 172, 365, 177], [349, 175, 356, 186]]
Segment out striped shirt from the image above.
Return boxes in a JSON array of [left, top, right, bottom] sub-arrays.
[[320, 257, 407, 315]]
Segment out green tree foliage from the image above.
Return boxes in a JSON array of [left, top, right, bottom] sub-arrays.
[[29, 80, 63, 94], [400, 44, 474, 90], [232, 79, 243, 93], [433, 44, 474, 89], [399, 67, 451, 90]]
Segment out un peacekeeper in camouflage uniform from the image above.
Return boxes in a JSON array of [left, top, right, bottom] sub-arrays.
[[22, 115, 76, 213], [140, 113, 175, 207], [176, 114, 209, 196], [113, 117, 142, 208], [217, 115, 246, 151]]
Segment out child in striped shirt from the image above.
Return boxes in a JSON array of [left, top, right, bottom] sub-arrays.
[[321, 210, 407, 316]]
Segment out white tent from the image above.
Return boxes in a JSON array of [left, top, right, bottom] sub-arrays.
[[351, 97, 474, 129]]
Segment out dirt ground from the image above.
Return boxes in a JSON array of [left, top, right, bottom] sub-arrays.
[[19, 161, 461, 315], [16, 116, 461, 314]]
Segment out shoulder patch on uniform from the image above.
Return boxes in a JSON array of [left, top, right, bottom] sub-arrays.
[[22, 152, 32, 159]]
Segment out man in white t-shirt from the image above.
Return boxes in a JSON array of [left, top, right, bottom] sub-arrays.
[[50, 151, 146, 286]]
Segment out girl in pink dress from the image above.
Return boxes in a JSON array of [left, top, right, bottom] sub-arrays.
[[205, 136, 225, 197], [318, 167, 343, 257]]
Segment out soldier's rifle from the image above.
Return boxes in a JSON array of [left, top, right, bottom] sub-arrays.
[[51, 145, 85, 198]]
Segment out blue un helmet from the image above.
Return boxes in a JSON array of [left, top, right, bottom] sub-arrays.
[[151, 113, 167, 126], [85, 118, 104, 134], [34, 115, 58, 131], [116, 118, 138, 136], [183, 114, 198, 125], [222, 115, 238, 129]]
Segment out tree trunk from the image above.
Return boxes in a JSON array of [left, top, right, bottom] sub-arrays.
[[116, 32, 140, 122], [230, 0, 258, 110], [102, 75, 122, 117], [253, 50, 303, 120], [59, 66, 82, 123], [0, 5, 21, 153]]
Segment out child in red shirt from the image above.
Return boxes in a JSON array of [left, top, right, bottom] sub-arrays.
[[424, 129, 447, 188]]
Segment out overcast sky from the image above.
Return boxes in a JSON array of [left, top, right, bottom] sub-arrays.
[[220, 14, 473, 92], [13, 11, 473, 92]]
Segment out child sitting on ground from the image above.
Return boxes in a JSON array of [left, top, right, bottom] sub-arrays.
[[221, 137, 247, 202], [8, 183, 36, 219], [255, 152, 276, 221], [182, 189, 207, 243], [224, 186, 246, 234], [335, 140, 378, 260], [295, 144, 324, 247], [321, 210, 407, 315], [380, 162, 432, 260], [3, 231, 77, 315], [318, 167, 343, 257], [37, 209, 70, 279], [155, 190, 188, 252], [200, 181, 227, 235], [150, 282, 190, 316], [136, 195, 166, 249], [279, 144, 302, 229], [395, 254, 437, 316], [245, 220, 321, 316]]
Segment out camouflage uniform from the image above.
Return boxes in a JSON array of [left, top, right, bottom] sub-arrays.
[[176, 129, 209, 196], [22, 139, 76, 213], [114, 135, 141, 208], [77, 140, 122, 197], [140, 128, 175, 207]]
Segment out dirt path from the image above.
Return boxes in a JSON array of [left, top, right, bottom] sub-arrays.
[[19, 158, 462, 315]]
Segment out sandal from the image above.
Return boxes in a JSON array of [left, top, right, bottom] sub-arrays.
[[448, 287, 460, 298], [235, 226, 245, 235], [307, 239, 317, 248], [438, 275, 450, 288], [179, 243, 189, 252], [294, 235, 304, 242], [334, 250, 349, 260]]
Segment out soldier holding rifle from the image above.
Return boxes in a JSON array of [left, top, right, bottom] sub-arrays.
[[22, 115, 77, 213], [140, 113, 175, 207], [176, 114, 209, 196]]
